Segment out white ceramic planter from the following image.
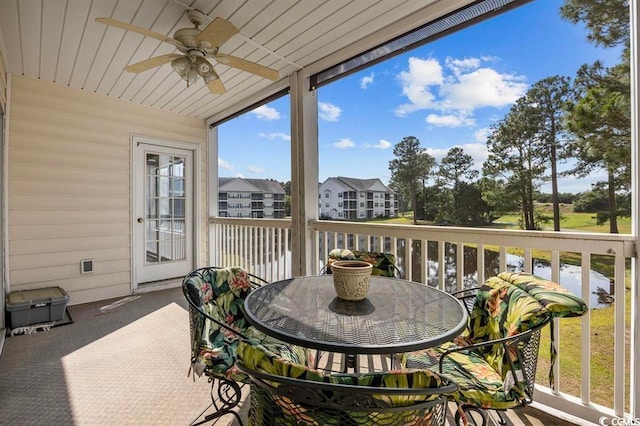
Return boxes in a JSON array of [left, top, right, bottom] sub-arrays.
[[330, 260, 373, 301]]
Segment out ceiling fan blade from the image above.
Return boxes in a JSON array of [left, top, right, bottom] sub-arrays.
[[196, 17, 239, 47], [214, 53, 279, 80], [124, 53, 183, 73], [95, 18, 183, 48], [207, 78, 226, 94]]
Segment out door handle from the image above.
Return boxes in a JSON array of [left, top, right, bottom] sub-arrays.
[[137, 218, 144, 223]]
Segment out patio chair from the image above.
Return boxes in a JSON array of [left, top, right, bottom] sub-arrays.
[[402, 277, 553, 426], [235, 339, 457, 426], [323, 248, 401, 277], [182, 266, 310, 426]]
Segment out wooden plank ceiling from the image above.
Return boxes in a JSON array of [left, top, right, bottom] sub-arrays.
[[0, 0, 446, 121]]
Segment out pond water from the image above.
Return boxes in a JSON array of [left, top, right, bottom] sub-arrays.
[[504, 254, 612, 308], [298, 235, 614, 308], [424, 250, 613, 309]]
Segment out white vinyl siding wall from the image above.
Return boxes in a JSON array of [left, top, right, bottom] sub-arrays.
[[8, 76, 206, 305], [0, 51, 6, 109]]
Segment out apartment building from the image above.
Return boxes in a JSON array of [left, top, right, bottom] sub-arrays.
[[319, 177, 399, 220], [219, 178, 286, 218]]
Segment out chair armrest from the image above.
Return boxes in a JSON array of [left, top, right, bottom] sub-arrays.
[[438, 317, 550, 385]]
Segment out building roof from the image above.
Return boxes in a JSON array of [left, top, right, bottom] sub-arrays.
[[321, 176, 392, 192], [219, 177, 285, 194]]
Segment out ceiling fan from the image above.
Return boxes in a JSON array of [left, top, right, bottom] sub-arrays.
[[96, 10, 279, 94]]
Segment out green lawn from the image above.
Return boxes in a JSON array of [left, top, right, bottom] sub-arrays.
[[495, 211, 631, 233], [378, 208, 632, 234]]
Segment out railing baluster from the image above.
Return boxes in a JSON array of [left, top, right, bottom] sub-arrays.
[[580, 251, 590, 404], [456, 242, 464, 291], [420, 239, 427, 284], [499, 246, 507, 272], [614, 252, 626, 417], [524, 248, 532, 273], [477, 243, 485, 286], [438, 240, 445, 291]]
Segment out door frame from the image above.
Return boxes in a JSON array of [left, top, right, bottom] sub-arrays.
[[130, 134, 201, 292]]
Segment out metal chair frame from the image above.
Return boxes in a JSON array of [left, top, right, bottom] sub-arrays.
[[237, 361, 457, 426], [426, 287, 551, 426], [182, 266, 268, 426]]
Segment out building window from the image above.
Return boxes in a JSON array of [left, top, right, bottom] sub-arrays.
[[338, 193, 342, 198], [360, 202, 364, 207]]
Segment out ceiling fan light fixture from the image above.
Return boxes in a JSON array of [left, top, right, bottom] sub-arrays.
[[171, 56, 199, 85], [171, 56, 192, 76], [195, 57, 214, 77]]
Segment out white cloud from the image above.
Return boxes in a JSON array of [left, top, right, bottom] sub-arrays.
[[360, 73, 375, 89], [394, 56, 528, 121], [426, 113, 475, 127], [319, 102, 342, 122], [247, 166, 265, 174], [446, 57, 480, 76], [373, 139, 391, 149], [218, 158, 234, 170], [364, 139, 392, 149], [473, 127, 492, 143], [259, 132, 291, 141], [395, 57, 443, 116], [427, 143, 488, 172], [251, 105, 280, 120], [459, 143, 490, 167], [334, 138, 355, 149], [439, 68, 527, 111]]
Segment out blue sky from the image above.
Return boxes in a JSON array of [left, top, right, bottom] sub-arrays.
[[218, 0, 623, 193]]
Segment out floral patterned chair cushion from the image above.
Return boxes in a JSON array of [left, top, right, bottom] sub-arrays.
[[326, 248, 399, 277], [403, 279, 550, 411], [237, 340, 454, 425], [465, 279, 550, 376], [496, 272, 588, 317], [184, 267, 310, 382], [402, 341, 523, 410], [495, 271, 589, 388]]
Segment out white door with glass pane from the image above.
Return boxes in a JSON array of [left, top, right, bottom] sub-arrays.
[[133, 138, 194, 285]]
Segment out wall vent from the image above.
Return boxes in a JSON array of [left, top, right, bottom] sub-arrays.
[[80, 259, 94, 274]]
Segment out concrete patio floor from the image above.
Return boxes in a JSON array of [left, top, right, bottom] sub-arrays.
[[0, 286, 586, 425]]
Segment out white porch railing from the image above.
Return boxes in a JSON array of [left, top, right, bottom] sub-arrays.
[[210, 217, 636, 424], [210, 217, 292, 282]]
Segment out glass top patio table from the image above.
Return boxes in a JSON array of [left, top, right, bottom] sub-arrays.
[[244, 275, 468, 355]]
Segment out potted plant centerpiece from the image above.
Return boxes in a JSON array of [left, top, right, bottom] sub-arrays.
[[328, 249, 373, 301]]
